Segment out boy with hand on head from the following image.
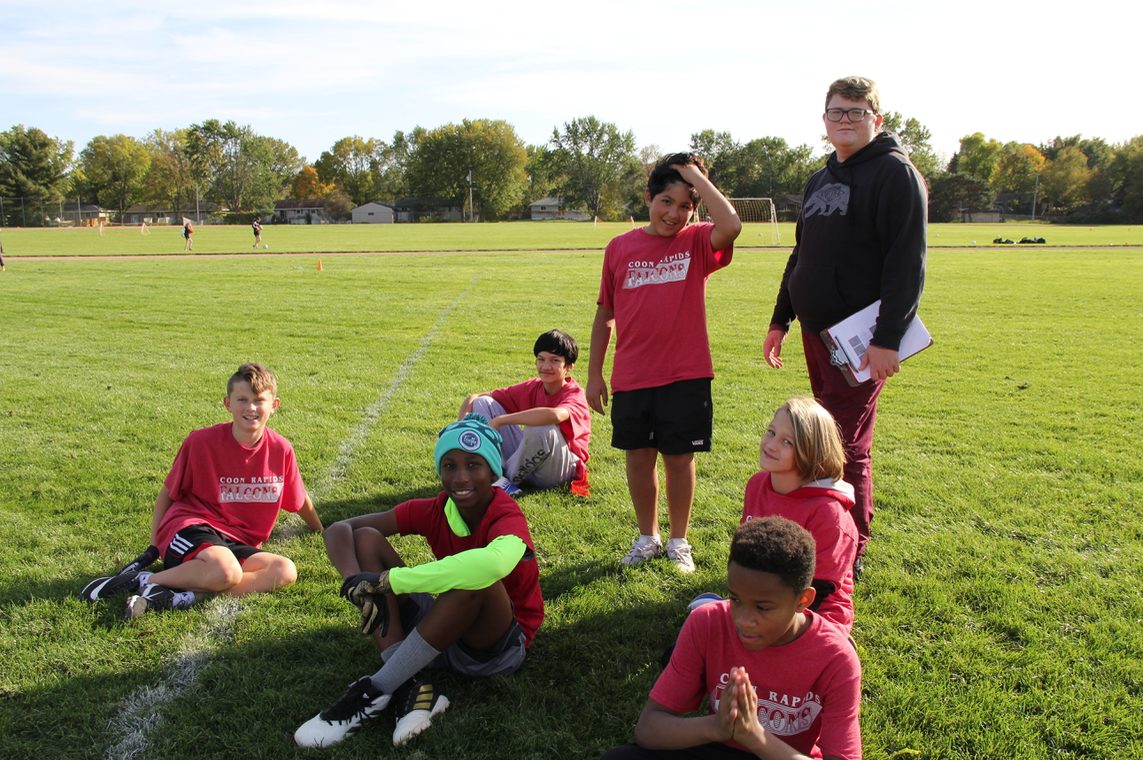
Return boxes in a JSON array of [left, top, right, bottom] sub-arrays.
[[80, 363, 323, 617], [459, 329, 591, 496], [600, 517, 862, 760], [586, 153, 741, 573], [295, 413, 543, 748]]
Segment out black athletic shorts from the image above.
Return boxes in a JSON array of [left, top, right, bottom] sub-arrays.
[[610, 378, 713, 455], [163, 524, 263, 569]]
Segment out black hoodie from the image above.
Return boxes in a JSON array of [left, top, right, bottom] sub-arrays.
[[770, 131, 927, 351]]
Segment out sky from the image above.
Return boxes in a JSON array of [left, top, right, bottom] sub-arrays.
[[3, 0, 1134, 170]]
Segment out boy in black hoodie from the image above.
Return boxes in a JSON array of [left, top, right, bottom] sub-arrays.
[[761, 76, 926, 573]]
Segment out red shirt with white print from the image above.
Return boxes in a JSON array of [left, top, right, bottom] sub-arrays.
[[598, 222, 732, 392], [156, 422, 307, 551], [652, 603, 862, 759]]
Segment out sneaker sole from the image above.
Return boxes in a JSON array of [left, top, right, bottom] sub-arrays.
[[124, 595, 148, 619], [392, 694, 450, 746]]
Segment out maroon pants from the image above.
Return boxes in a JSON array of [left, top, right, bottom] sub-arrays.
[[802, 331, 884, 557]]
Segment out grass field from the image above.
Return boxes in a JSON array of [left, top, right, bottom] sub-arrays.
[[1, 245, 1142, 759], [2, 220, 1142, 257]]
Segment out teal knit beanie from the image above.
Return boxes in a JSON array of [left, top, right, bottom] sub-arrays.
[[434, 413, 504, 478]]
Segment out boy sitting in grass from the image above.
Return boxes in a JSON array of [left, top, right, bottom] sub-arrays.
[[295, 413, 543, 748], [459, 329, 591, 495], [600, 517, 862, 760], [586, 153, 741, 573], [80, 363, 323, 617]]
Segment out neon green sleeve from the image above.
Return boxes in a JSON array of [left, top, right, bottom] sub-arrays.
[[388, 534, 528, 595]]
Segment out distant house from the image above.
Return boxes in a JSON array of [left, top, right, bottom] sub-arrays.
[[529, 197, 590, 221], [352, 202, 396, 224], [59, 202, 110, 225], [392, 197, 465, 223], [957, 209, 1002, 223], [123, 203, 224, 225], [274, 199, 331, 224], [775, 194, 803, 214]]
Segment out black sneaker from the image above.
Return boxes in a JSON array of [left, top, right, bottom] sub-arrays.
[[294, 676, 392, 747], [391, 672, 450, 745], [80, 571, 142, 602], [124, 583, 191, 618]]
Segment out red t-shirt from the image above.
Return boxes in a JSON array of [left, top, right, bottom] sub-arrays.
[[652, 603, 862, 759], [742, 472, 858, 632], [598, 222, 733, 392], [394, 490, 544, 646], [157, 423, 307, 551], [490, 377, 591, 479]]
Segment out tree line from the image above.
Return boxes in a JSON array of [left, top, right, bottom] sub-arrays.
[[2, 115, 1142, 226]]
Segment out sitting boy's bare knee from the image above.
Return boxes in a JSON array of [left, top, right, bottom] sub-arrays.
[[270, 557, 298, 587]]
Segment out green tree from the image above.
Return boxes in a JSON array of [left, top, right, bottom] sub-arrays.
[[954, 133, 1003, 181], [315, 136, 385, 207], [927, 172, 994, 222], [143, 128, 195, 219], [551, 116, 637, 220], [407, 119, 528, 221], [378, 130, 416, 201], [79, 134, 151, 221], [0, 125, 74, 224], [688, 130, 738, 190], [992, 143, 1046, 213], [185, 120, 301, 211], [881, 112, 941, 179], [1040, 146, 1094, 213], [1110, 136, 1143, 223], [524, 144, 564, 205]]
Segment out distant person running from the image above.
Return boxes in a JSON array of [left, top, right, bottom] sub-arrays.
[[1, 232, 5, 271], [252, 216, 263, 248], [183, 221, 194, 251]]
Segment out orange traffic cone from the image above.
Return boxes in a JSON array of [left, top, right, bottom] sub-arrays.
[[317, 259, 323, 271]]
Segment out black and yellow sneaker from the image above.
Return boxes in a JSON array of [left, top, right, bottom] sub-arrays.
[[391, 672, 450, 746]]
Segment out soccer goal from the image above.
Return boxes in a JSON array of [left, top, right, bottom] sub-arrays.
[[695, 197, 781, 245]]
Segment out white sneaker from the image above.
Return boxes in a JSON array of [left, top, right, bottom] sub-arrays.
[[620, 535, 662, 567], [391, 672, 450, 746], [666, 539, 696, 573], [294, 676, 392, 747]]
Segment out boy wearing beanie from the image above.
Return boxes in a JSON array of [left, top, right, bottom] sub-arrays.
[[295, 414, 543, 749]]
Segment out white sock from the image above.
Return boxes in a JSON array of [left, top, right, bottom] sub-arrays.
[[666, 537, 689, 549], [640, 534, 660, 545]]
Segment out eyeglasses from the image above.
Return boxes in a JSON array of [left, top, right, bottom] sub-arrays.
[[825, 108, 876, 122]]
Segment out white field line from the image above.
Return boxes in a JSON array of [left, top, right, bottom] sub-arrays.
[[102, 276, 478, 759], [103, 597, 247, 760], [273, 273, 479, 536]]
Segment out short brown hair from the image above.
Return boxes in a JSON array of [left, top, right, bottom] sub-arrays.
[[227, 362, 277, 397], [780, 396, 846, 483], [647, 152, 708, 204], [825, 76, 881, 114]]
